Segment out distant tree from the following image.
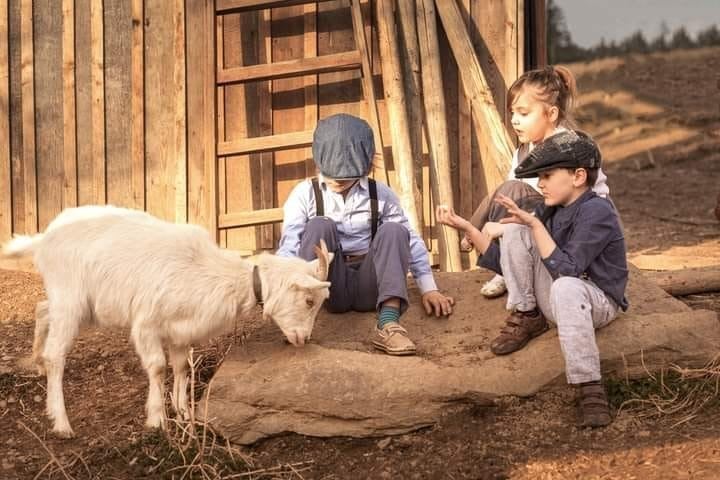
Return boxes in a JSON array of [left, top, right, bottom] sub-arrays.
[[620, 30, 649, 54], [650, 22, 670, 51], [547, 0, 587, 63], [697, 24, 720, 47], [670, 26, 694, 50]]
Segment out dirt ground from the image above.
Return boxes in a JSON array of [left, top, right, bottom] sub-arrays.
[[1, 47, 719, 479]]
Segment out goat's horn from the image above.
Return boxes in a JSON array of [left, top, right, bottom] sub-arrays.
[[313, 239, 330, 281]]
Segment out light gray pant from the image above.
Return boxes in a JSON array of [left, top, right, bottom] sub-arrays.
[[500, 224, 619, 384]]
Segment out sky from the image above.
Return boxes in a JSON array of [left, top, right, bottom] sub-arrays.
[[556, 0, 720, 48]]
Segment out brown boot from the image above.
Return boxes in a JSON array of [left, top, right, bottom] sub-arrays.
[[490, 308, 549, 355], [577, 381, 612, 427]]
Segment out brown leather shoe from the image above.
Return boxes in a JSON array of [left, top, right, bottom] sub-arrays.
[[490, 308, 549, 355], [372, 323, 417, 356], [577, 381, 612, 427]]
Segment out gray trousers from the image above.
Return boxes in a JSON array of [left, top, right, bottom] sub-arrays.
[[298, 217, 410, 314], [500, 224, 619, 384]]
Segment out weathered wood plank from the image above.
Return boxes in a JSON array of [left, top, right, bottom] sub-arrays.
[[34, 0, 64, 231], [416, 0, 461, 272], [376, 0, 422, 233], [217, 15, 228, 248], [217, 0, 335, 14], [218, 130, 314, 156], [0, 0, 10, 239], [256, 8, 274, 248], [144, 0, 184, 221], [104, 0, 133, 208], [436, 0, 514, 192], [20, 0, 36, 233], [9, 0, 23, 233], [218, 208, 284, 228], [457, 0, 472, 219], [75, 0, 93, 206], [186, 0, 217, 236], [271, 4, 307, 249], [62, 0, 77, 210], [173, 0, 187, 223], [218, 50, 361, 84], [131, 0, 144, 210], [90, 0, 106, 204], [302, 3, 317, 179]]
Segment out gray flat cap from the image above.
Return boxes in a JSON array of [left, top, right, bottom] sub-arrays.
[[514, 130, 601, 178], [312, 114, 375, 179]]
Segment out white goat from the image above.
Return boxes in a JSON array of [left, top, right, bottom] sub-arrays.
[[2, 205, 333, 438]]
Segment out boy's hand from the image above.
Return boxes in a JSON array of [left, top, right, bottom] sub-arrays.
[[422, 291, 455, 317], [495, 194, 539, 227], [435, 205, 471, 232]]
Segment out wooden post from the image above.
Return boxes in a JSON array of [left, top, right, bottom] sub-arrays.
[[395, 0, 424, 193], [0, 0, 10, 240], [376, 0, 423, 234], [434, 0, 515, 186], [416, 0, 461, 272], [20, 0, 37, 234]]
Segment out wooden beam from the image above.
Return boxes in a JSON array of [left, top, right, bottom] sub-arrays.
[[416, 0, 461, 272], [218, 50, 361, 85], [217, 0, 335, 15], [0, 0, 10, 239], [218, 130, 314, 156], [186, 0, 217, 237], [62, 0, 77, 210], [434, 0, 515, 186], [173, 0, 187, 224], [131, 0, 145, 210], [376, 0, 422, 234], [20, 0, 36, 234], [90, 0, 106, 204], [218, 207, 284, 229]]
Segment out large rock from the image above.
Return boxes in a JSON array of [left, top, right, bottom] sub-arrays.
[[203, 268, 719, 444]]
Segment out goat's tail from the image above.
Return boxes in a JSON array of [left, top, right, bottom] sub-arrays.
[[2, 233, 44, 257]]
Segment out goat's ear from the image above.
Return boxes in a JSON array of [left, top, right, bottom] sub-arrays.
[[310, 239, 334, 281], [292, 275, 331, 291]]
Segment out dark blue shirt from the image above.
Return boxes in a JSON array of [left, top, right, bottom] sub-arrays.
[[479, 189, 629, 310]]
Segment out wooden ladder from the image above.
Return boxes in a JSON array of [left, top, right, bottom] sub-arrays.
[[215, 0, 385, 231]]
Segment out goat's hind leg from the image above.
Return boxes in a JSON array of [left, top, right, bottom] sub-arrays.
[[131, 326, 167, 430], [31, 300, 50, 375], [168, 345, 190, 421], [43, 299, 83, 438]]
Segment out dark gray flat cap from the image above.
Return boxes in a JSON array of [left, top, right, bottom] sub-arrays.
[[514, 130, 601, 178], [312, 114, 375, 179]]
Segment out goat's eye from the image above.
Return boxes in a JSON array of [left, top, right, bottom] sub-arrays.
[[306, 298, 315, 308]]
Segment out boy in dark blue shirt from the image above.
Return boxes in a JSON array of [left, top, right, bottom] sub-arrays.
[[437, 130, 628, 427]]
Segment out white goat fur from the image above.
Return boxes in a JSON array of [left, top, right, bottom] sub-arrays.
[[3, 205, 332, 438]]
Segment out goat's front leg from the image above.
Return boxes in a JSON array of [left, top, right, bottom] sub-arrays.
[[168, 345, 190, 420], [131, 327, 167, 430]]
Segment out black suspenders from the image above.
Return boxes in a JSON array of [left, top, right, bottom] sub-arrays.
[[311, 177, 379, 240]]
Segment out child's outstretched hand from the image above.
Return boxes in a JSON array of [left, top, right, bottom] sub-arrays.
[[435, 205, 471, 232], [495, 194, 537, 227]]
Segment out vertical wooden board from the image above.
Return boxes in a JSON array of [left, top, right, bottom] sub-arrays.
[[303, 3, 317, 178], [173, 0, 186, 223], [516, 0, 524, 77], [222, 12, 255, 251], [145, 0, 184, 221], [0, 0, 11, 239], [216, 15, 227, 248], [131, 0, 144, 210], [438, 15, 460, 222], [256, 9, 273, 249], [20, 0, 36, 233], [186, 0, 217, 235], [317, 0, 360, 119], [34, 0, 64, 230], [75, 0, 93, 206], [90, 0, 106, 204], [62, 0, 77, 210], [9, 0, 23, 233], [457, 0, 472, 220], [271, 4, 306, 227], [104, 0, 133, 208]]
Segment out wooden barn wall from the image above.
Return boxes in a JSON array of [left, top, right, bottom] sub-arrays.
[[0, 0, 526, 259]]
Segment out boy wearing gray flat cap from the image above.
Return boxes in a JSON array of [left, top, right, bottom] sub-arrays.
[[277, 114, 454, 356], [436, 130, 628, 427]]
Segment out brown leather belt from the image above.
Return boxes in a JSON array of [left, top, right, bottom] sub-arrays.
[[343, 253, 366, 264]]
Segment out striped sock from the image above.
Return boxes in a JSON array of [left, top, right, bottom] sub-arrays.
[[377, 305, 400, 330]]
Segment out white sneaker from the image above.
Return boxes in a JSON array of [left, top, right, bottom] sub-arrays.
[[481, 274, 507, 298]]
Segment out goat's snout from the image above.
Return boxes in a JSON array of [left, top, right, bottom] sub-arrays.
[[285, 328, 308, 347]]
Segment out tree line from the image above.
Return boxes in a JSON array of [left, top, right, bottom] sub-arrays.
[[548, 0, 720, 63]]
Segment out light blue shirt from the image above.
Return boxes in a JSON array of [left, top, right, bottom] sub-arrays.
[[276, 174, 438, 294]]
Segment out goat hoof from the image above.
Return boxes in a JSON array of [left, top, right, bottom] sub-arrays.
[[53, 426, 75, 439]]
